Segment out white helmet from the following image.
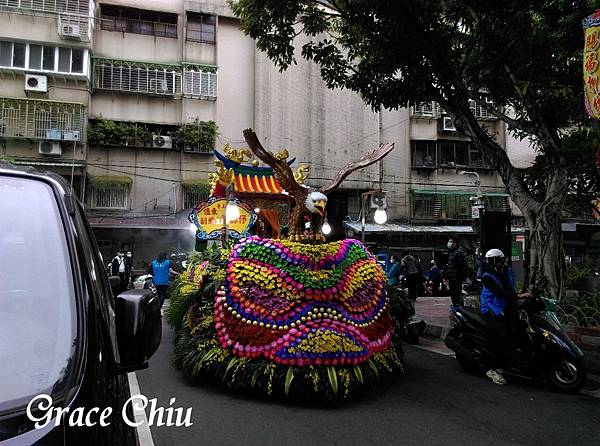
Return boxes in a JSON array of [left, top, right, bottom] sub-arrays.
[[485, 248, 505, 259]]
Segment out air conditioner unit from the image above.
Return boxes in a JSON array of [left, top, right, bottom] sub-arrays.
[[38, 141, 62, 156], [369, 194, 387, 209], [60, 24, 81, 39], [62, 130, 80, 141], [153, 135, 172, 149], [25, 74, 48, 93], [150, 79, 167, 93], [442, 116, 456, 131]]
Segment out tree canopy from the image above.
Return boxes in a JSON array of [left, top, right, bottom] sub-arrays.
[[231, 0, 600, 296]]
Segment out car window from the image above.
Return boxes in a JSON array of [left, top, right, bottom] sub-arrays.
[[0, 176, 77, 413]]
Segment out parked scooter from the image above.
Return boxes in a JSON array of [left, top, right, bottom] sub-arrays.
[[444, 296, 587, 393]]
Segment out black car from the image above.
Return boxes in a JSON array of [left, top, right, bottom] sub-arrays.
[[0, 165, 161, 445]]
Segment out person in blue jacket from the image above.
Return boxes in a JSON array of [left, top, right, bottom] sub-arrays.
[[147, 251, 180, 308], [480, 248, 531, 385], [386, 255, 401, 286]]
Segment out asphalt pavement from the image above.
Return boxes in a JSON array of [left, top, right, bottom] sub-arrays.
[[135, 319, 600, 446]]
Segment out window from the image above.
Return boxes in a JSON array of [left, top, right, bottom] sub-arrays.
[[439, 140, 469, 167], [43, 46, 55, 70], [411, 190, 508, 221], [0, 40, 87, 75], [183, 67, 217, 98], [187, 13, 216, 44], [91, 185, 129, 209], [411, 101, 439, 118], [12, 43, 25, 68], [0, 176, 77, 414], [411, 140, 437, 167], [100, 5, 178, 39], [29, 45, 42, 70], [183, 186, 209, 210]]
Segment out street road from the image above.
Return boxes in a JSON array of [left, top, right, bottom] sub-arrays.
[[136, 321, 600, 446]]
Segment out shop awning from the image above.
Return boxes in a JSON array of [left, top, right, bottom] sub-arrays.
[[412, 189, 509, 197], [343, 222, 527, 234], [87, 215, 191, 230], [14, 160, 86, 168]]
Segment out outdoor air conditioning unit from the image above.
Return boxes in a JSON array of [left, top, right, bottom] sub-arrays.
[[60, 24, 81, 39], [442, 116, 456, 131], [25, 74, 48, 93], [153, 135, 172, 149], [369, 194, 387, 209], [38, 141, 62, 156]]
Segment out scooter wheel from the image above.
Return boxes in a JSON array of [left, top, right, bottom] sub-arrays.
[[546, 356, 587, 393]]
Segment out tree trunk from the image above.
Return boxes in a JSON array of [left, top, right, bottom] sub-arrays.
[[450, 103, 569, 300]]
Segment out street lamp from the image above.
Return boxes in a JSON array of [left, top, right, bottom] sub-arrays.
[[361, 190, 387, 243], [322, 216, 332, 235], [459, 171, 485, 217]]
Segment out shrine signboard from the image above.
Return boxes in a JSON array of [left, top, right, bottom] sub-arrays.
[[189, 197, 256, 240]]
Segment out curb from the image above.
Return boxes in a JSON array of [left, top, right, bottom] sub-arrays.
[[420, 320, 600, 375]]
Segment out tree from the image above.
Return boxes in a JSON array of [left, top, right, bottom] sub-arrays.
[[231, 0, 600, 299]]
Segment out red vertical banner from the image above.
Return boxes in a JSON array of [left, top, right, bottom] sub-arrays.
[[583, 10, 600, 118]]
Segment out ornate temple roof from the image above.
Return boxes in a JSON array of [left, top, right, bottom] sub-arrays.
[[211, 149, 298, 197]]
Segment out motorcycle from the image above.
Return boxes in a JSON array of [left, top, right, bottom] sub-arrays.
[[444, 297, 587, 393]]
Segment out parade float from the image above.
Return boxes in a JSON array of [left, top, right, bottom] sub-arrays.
[[166, 129, 409, 401]]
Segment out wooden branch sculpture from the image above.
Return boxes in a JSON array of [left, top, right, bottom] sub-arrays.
[[243, 128, 394, 244]]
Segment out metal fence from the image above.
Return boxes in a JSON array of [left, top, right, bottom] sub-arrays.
[[0, 0, 90, 15], [0, 97, 85, 140], [90, 186, 128, 209], [94, 61, 181, 96]]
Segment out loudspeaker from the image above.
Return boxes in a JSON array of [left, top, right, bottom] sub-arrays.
[[480, 209, 512, 265]]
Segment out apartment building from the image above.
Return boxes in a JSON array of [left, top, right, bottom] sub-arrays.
[[0, 0, 512, 267]]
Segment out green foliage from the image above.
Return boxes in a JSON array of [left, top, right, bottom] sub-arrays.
[[89, 175, 132, 190], [522, 128, 600, 218], [182, 180, 211, 196], [88, 120, 131, 145], [0, 155, 15, 164], [173, 119, 218, 152], [567, 256, 600, 289]]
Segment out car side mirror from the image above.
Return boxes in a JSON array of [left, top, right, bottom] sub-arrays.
[[114, 288, 161, 373]]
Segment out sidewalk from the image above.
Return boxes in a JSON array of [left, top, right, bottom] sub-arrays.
[[413, 295, 600, 375], [414, 295, 452, 339]]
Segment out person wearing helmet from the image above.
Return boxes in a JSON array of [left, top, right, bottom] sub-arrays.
[[479, 248, 531, 385]]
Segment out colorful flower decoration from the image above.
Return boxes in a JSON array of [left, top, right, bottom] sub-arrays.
[[214, 236, 391, 367]]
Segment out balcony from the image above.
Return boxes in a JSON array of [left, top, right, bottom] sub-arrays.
[[0, 0, 91, 16], [411, 139, 493, 170], [89, 176, 131, 210], [0, 97, 85, 141], [182, 64, 217, 99], [411, 189, 509, 222], [410, 101, 441, 119], [93, 58, 181, 97], [99, 5, 177, 39]]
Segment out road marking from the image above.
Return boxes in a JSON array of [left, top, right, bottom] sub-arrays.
[[127, 372, 155, 446]]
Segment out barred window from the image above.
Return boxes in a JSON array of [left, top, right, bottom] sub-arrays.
[[182, 186, 210, 209], [187, 13, 215, 44], [94, 60, 181, 96], [183, 68, 217, 98], [100, 5, 177, 39], [90, 186, 129, 209]]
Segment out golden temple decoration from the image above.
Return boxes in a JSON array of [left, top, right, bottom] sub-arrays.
[[208, 160, 234, 192], [294, 165, 310, 185], [274, 148, 289, 162], [223, 144, 252, 164]]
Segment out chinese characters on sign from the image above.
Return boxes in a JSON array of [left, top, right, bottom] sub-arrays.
[[188, 197, 256, 240], [583, 10, 600, 118]]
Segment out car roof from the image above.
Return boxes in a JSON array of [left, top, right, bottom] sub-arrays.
[[0, 162, 73, 197]]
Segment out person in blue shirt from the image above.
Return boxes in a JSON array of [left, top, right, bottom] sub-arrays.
[[386, 255, 401, 286], [147, 251, 180, 308], [480, 248, 531, 385]]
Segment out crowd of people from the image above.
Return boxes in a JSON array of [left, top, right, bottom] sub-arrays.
[[384, 237, 468, 305]]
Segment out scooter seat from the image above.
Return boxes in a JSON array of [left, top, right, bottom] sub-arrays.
[[457, 307, 489, 327]]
